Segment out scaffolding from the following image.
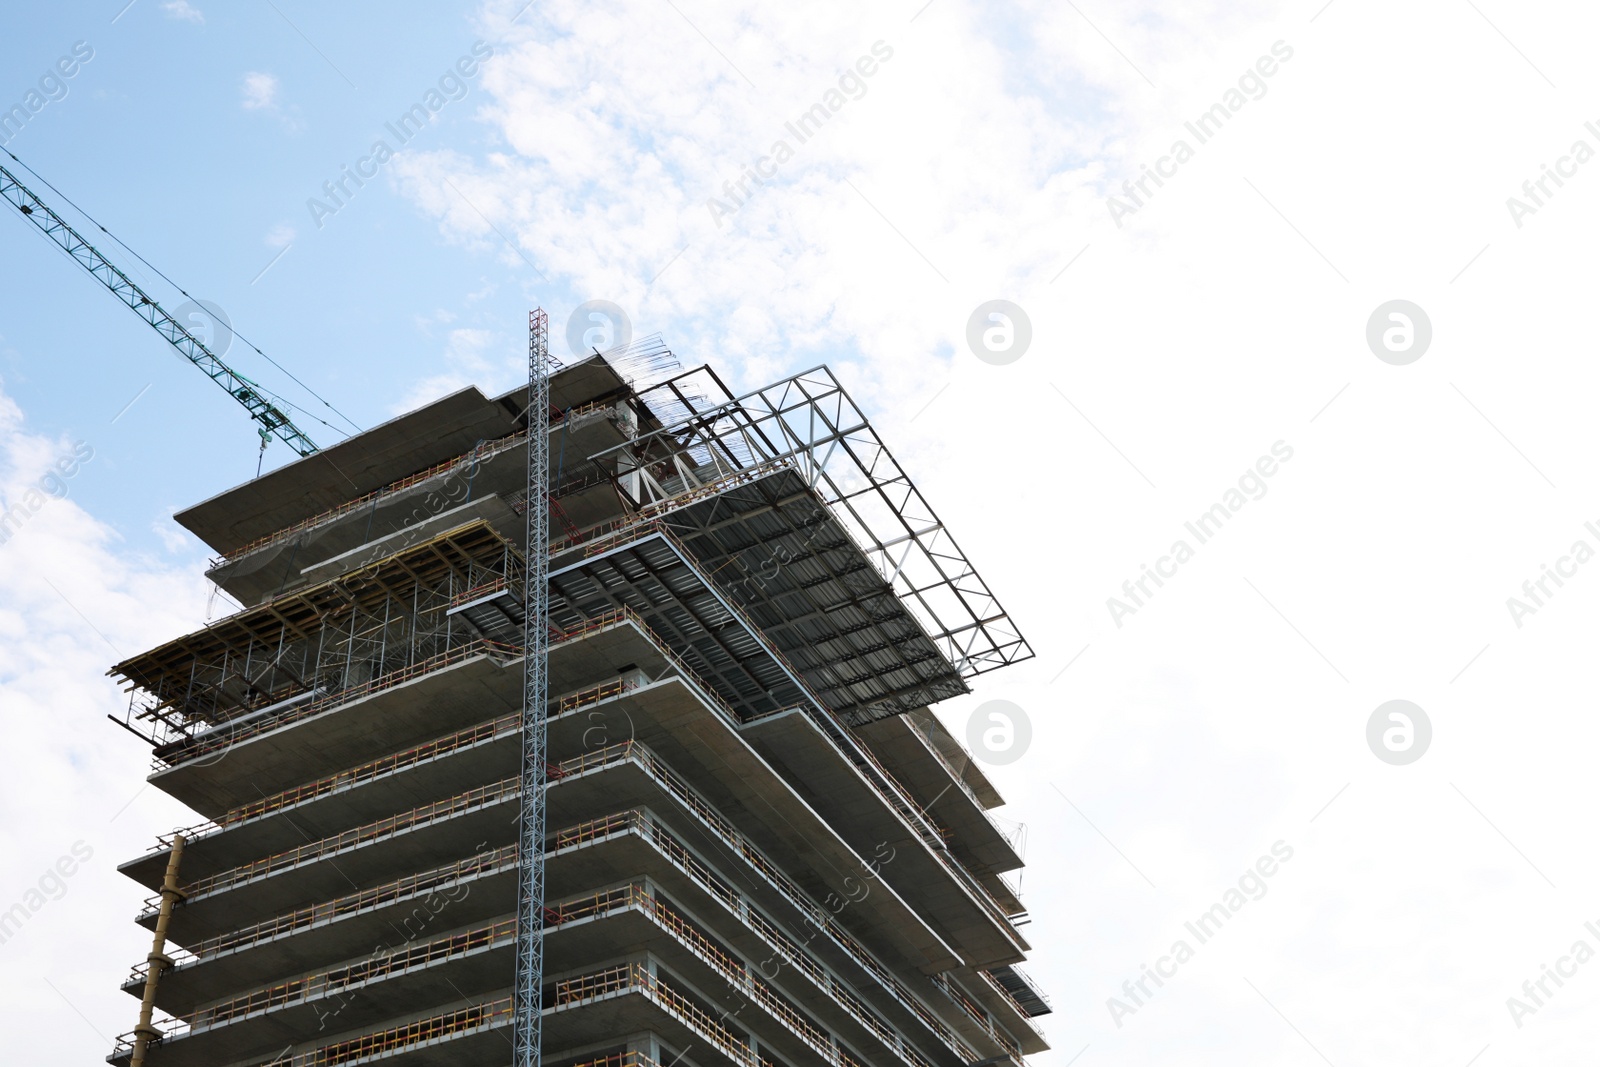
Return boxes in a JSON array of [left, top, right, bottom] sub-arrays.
[[107, 522, 525, 751]]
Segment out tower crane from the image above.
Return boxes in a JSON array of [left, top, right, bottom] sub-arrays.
[[0, 156, 321, 457]]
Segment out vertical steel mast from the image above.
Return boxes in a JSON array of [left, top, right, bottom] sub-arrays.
[[513, 309, 550, 1066]]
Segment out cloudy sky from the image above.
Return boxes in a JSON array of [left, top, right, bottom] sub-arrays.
[[3, 0, 1599, 1063]]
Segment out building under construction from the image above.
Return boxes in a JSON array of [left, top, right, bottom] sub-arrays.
[[104, 333, 1049, 1067]]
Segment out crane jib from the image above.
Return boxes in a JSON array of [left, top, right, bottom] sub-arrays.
[[0, 161, 320, 458]]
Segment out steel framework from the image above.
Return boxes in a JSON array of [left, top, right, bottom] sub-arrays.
[[106, 522, 523, 753], [591, 365, 1033, 678], [513, 309, 550, 1067]]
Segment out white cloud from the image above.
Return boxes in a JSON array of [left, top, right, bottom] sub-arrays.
[[0, 381, 212, 1063], [265, 222, 296, 248], [240, 71, 279, 111], [391, 326, 511, 414], [160, 0, 204, 24]]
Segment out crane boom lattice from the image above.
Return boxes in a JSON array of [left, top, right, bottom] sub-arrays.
[[0, 160, 319, 457]]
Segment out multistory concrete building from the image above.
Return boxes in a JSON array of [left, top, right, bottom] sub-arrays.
[[106, 344, 1049, 1067]]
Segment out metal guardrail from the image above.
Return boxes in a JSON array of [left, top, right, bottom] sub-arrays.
[[154, 676, 638, 851], [152, 638, 525, 769], [213, 399, 619, 566]]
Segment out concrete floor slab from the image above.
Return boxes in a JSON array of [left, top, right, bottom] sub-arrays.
[[742, 708, 1027, 971], [149, 655, 527, 815]]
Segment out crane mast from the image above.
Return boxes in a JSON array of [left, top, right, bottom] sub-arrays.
[[0, 160, 320, 457]]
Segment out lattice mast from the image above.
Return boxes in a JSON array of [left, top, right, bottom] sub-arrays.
[[513, 309, 551, 1066]]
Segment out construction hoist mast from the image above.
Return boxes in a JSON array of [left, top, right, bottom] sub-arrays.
[[513, 308, 550, 1067], [0, 158, 320, 457]]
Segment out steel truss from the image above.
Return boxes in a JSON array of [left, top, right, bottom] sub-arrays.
[[592, 366, 1033, 678]]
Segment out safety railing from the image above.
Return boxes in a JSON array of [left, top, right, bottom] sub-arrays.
[[154, 670, 640, 850], [155, 710, 525, 846], [449, 576, 512, 608], [225, 950, 843, 1067], [215, 398, 619, 565], [931, 973, 1025, 1059], [153, 638, 525, 769], [653, 897, 841, 1062], [179, 885, 659, 1038], [555, 675, 633, 715], [187, 918, 520, 1033], [553, 808, 641, 850], [976, 967, 1047, 1034], [571, 1053, 663, 1067], [567, 963, 755, 1067], [256, 997, 514, 1066], [638, 852, 939, 1067], [153, 737, 664, 912], [166, 887, 650, 1043], [149, 604, 648, 774], [144, 776, 523, 912], [565, 747, 974, 1066], [128, 844, 520, 981]]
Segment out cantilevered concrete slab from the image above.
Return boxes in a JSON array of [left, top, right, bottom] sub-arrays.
[[110, 928, 515, 1067], [742, 707, 1027, 970], [138, 788, 522, 941], [539, 680, 962, 975], [493, 354, 633, 415], [955, 966, 1048, 1055], [176, 356, 638, 557], [147, 654, 526, 814], [206, 408, 633, 607], [566, 754, 959, 978], [119, 713, 525, 889], [145, 616, 674, 815], [859, 709, 1005, 808], [176, 388, 522, 555], [855, 711, 1025, 881], [210, 495, 522, 608], [137, 849, 520, 1012]]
